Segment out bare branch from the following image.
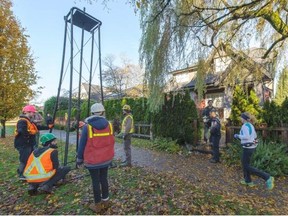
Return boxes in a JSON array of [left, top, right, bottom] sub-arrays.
[[148, 0, 171, 23], [263, 36, 287, 58]]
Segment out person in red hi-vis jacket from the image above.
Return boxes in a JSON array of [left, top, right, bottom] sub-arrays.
[[77, 103, 115, 213]]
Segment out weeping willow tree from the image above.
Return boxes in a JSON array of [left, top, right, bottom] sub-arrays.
[[137, 0, 288, 111], [275, 66, 288, 105]]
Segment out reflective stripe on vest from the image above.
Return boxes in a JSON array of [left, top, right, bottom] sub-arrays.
[[88, 123, 113, 138], [84, 123, 115, 165], [15, 118, 38, 136], [121, 114, 134, 133], [24, 149, 56, 182]]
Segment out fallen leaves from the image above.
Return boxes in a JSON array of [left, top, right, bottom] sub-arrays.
[[1, 136, 288, 214]]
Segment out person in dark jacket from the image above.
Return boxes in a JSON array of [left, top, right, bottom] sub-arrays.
[[77, 103, 115, 213], [24, 133, 71, 195], [14, 105, 53, 180], [202, 100, 216, 143], [45, 113, 53, 126], [207, 110, 221, 163]]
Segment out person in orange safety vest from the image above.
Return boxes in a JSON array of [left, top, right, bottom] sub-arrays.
[[14, 105, 54, 180], [24, 133, 70, 195]]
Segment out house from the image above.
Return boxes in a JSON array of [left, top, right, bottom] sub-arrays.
[[168, 43, 275, 121], [72, 83, 105, 101], [73, 83, 146, 101]]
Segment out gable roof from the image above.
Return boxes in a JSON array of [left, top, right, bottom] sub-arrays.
[[173, 44, 274, 89]]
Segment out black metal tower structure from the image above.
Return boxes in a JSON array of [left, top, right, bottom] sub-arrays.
[[51, 7, 103, 166]]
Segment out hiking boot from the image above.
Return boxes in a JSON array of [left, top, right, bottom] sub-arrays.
[[19, 174, 26, 181], [89, 202, 102, 213], [109, 162, 117, 168], [102, 197, 110, 210], [209, 158, 219, 163], [266, 176, 275, 190], [28, 184, 38, 196], [38, 185, 52, 194], [240, 180, 256, 187], [120, 161, 132, 167]]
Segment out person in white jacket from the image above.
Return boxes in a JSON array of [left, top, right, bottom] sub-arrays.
[[234, 112, 274, 190]]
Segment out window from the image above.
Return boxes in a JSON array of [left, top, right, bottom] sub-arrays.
[[205, 92, 224, 108]]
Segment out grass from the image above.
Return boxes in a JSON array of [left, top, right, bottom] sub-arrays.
[[0, 135, 283, 215]]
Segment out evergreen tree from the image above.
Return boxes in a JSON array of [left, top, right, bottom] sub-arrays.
[[247, 89, 262, 124], [231, 86, 265, 125], [230, 85, 248, 126], [275, 67, 288, 105]]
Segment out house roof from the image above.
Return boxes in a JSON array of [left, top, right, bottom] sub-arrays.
[[173, 44, 274, 89], [185, 73, 218, 88]]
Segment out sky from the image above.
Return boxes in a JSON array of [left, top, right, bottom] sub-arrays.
[[11, 0, 142, 105]]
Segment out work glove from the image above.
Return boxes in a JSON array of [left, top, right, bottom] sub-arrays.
[[76, 158, 84, 168], [234, 134, 239, 139], [48, 124, 54, 129], [123, 133, 127, 139]]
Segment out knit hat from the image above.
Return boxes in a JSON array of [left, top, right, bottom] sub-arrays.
[[241, 113, 250, 121]]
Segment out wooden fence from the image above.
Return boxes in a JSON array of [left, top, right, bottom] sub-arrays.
[[226, 126, 288, 145], [133, 123, 153, 140], [132, 120, 198, 142]]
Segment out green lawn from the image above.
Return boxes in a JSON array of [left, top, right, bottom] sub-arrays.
[[0, 136, 284, 215], [5, 125, 15, 136]]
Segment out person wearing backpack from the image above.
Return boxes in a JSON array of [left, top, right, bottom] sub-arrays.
[[234, 112, 274, 190]]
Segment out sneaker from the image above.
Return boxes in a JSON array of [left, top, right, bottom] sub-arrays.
[[266, 176, 275, 190], [240, 180, 256, 187]]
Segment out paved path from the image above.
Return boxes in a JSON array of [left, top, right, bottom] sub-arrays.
[[43, 129, 288, 213]]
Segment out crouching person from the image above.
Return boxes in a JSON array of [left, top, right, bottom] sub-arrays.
[[24, 133, 71, 195]]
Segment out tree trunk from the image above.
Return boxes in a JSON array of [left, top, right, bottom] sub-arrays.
[[0, 120, 6, 138]]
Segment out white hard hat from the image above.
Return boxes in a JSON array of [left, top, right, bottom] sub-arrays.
[[90, 103, 105, 113]]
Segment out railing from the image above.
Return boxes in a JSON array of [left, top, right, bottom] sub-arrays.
[[226, 126, 288, 145], [133, 123, 153, 140]]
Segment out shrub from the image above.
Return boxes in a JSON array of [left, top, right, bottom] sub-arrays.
[[152, 137, 182, 154], [221, 142, 242, 167], [151, 90, 199, 145], [252, 141, 288, 176], [222, 139, 288, 177]]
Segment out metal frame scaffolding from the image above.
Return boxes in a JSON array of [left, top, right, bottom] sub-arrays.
[[51, 7, 103, 166]]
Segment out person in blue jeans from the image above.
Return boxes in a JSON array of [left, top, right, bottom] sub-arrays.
[[207, 110, 221, 163], [234, 112, 274, 190]]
